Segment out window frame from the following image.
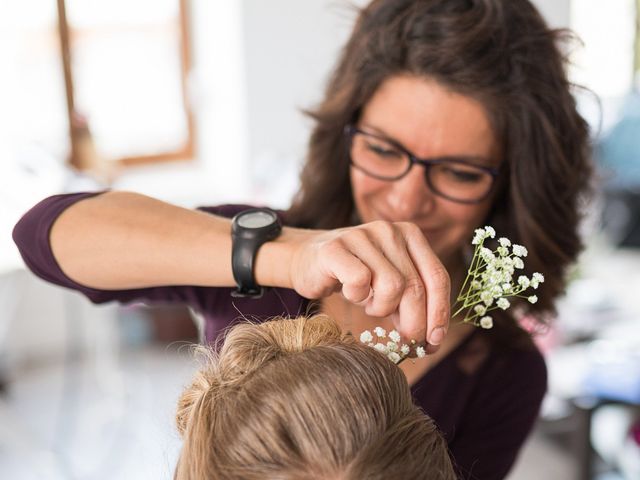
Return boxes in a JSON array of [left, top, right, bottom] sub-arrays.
[[55, 0, 195, 172]]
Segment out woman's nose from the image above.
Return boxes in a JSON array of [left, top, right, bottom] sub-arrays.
[[386, 167, 435, 221]]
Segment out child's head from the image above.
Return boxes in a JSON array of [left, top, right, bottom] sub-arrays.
[[175, 315, 455, 479]]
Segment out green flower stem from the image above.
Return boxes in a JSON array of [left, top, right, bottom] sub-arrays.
[[456, 227, 544, 329], [458, 245, 481, 300]]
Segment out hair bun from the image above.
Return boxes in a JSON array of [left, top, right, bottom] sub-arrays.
[[176, 315, 344, 437], [175, 314, 455, 478], [217, 315, 344, 385], [175, 365, 219, 436]]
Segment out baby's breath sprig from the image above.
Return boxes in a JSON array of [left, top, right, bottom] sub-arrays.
[[360, 226, 544, 362], [453, 226, 544, 329], [359, 327, 425, 364]]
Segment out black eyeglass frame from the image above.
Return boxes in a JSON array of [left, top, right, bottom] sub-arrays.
[[344, 124, 501, 204]]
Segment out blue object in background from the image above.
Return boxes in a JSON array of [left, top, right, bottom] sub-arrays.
[[598, 91, 640, 189], [584, 353, 640, 404]]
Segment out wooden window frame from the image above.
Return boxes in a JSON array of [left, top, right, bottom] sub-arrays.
[[56, 0, 195, 171]]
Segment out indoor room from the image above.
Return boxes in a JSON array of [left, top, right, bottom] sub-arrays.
[[1, 1, 639, 479]]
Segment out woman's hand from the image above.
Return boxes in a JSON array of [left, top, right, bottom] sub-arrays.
[[288, 221, 450, 347]]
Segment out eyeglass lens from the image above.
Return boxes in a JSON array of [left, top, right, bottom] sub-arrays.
[[350, 131, 493, 203]]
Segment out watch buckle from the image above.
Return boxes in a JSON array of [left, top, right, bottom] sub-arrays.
[[231, 286, 264, 299]]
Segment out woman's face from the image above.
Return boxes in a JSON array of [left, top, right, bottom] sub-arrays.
[[350, 75, 501, 267]]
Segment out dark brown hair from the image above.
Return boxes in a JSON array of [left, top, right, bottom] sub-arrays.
[[287, 0, 593, 323], [175, 315, 455, 479]]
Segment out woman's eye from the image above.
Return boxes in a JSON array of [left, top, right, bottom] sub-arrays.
[[444, 167, 483, 183], [366, 142, 402, 158]]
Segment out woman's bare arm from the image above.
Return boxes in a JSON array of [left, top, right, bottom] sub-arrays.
[[48, 190, 449, 344], [51, 191, 242, 289]]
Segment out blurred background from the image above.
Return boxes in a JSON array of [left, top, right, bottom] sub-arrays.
[[0, 0, 639, 478]]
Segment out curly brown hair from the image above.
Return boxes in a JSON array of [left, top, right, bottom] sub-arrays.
[[286, 0, 593, 324]]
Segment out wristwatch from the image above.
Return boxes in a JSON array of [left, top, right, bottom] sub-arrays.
[[230, 208, 282, 298]]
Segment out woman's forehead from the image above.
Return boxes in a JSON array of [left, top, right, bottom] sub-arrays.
[[360, 75, 500, 165]]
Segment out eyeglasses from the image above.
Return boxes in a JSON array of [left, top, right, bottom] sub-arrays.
[[344, 125, 500, 204]]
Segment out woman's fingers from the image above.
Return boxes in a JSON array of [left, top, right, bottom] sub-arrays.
[[290, 221, 450, 348], [338, 225, 430, 340], [338, 228, 406, 317], [291, 234, 370, 300], [399, 222, 450, 346], [329, 222, 449, 344], [320, 239, 372, 304]]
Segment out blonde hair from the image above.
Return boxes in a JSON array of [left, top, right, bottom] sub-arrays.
[[175, 315, 455, 479]]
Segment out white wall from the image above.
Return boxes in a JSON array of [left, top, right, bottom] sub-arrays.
[[241, 0, 365, 206], [0, 270, 119, 369], [533, 0, 571, 28]]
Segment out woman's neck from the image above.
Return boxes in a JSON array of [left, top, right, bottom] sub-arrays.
[[443, 249, 468, 311]]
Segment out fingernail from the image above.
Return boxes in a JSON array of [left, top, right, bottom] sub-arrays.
[[429, 327, 446, 346], [426, 344, 440, 355]]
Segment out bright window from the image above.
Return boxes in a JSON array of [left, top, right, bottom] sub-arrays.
[[0, 0, 194, 178], [65, 0, 193, 165], [569, 0, 637, 132]]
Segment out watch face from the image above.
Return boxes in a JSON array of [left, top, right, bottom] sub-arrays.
[[237, 210, 276, 229]]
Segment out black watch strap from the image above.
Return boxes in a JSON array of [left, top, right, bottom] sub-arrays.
[[231, 238, 263, 298], [230, 208, 282, 298]]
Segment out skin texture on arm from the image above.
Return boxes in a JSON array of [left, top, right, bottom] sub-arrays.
[[46, 190, 450, 345], [50, 191, 239, 289]]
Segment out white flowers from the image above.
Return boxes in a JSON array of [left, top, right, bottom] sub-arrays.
[[388, 330, 401, 343], [373, 326, 386, 338], [452, 226, 545, 329], [512, 244, 528, 257], [480, 316, 494, 329], [498, 237, 511, 248], [479, 248, 495, 263], [474, 304, 487, 315], [472, 226, 496, 245], [531, 272, 544, 289], [360, 225, 545, 362], [359, 330, 373, 343], [496, 298, 510, 310], [359, 328, 426, 364], [388, 352, 401, 363]]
